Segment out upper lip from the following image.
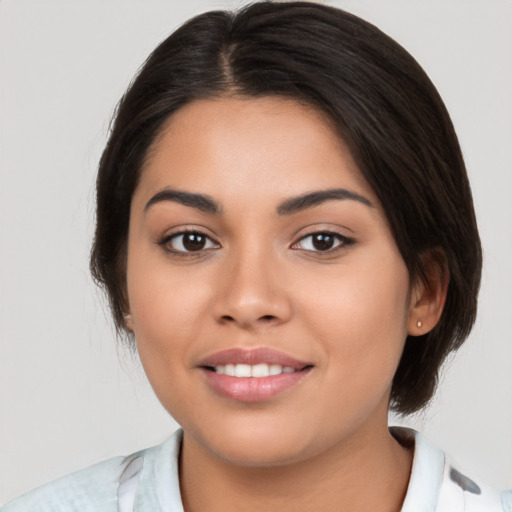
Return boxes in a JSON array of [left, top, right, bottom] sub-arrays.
[[198, 348, 312, 370]]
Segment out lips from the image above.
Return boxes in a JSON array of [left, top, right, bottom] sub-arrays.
[[199, 347, 309, 368], [198, 348, 313, 402]]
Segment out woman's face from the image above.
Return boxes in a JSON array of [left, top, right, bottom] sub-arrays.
[[126, 96, 414, 466]]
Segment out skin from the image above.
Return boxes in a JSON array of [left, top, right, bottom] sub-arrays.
[[125, 96, 446, 511]]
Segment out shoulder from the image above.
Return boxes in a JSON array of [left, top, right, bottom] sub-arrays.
[[438, 458, 510, 512], [1, 454, 126, 512], [392, 427, 511, 512], [1, 431, 182, 512]]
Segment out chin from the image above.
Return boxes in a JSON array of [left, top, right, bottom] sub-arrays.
[[186, 413, 321, 468], [211, 437, 307, 468]]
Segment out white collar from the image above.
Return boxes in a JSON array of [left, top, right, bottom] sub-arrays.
[[123, 427, 505, 512]]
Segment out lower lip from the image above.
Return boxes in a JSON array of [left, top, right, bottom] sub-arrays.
[[201, 368, 311, 402]]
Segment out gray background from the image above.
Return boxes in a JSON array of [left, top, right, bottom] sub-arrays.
[[1, 0, 511, 503]]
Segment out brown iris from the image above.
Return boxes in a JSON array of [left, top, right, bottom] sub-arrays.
[[311, 233, 336, 251], [182, 232, 207, 251]]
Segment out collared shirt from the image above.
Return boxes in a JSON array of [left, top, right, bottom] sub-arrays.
[[3, 428, 511, 512]]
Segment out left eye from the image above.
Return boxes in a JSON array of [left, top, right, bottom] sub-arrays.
[[162, 231, 219, 253], [293, 232, 351, 252]]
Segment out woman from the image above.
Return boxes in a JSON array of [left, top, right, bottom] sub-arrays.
[[3, 1, 510, 511]]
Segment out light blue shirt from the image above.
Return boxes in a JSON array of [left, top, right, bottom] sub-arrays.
[[3, 428, 511, 511]]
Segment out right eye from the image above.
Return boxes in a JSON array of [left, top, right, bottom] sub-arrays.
[[159, 230, 220, 254]]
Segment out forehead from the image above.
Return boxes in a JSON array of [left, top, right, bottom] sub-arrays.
[[135, 96, 377, 209]]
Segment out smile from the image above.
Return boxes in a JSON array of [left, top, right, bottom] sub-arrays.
[[212, 363, 297, 377], [198, 348, 313, 402]]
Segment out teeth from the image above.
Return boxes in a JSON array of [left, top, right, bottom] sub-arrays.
[[234, 364, 252, 377], [213, 363, 297, 377], [269, 364, 282, 376], [251, 363, 270, 377]]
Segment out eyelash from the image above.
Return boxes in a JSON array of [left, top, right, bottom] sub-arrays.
[[157, 229, 355, 257], [292, 231, 355, 254], [157, 229, 219, 257]]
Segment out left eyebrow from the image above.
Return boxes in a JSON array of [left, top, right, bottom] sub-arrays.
[[277, 188, 374, 215]]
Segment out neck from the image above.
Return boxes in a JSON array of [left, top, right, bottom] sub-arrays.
[[179, 418, 413, 512]]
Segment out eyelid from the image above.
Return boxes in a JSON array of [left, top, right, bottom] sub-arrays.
[[291, 230, 355, 253], [155, 226, 354, 256], [157, 228, 221, 255]]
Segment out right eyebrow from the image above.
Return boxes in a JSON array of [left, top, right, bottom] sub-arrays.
[[144, 189, 222, 215]]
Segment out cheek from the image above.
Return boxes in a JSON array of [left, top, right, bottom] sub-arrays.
[[295, 251, 410, 373], [125, 246, 213, 373], [126, 263, 215, 419]]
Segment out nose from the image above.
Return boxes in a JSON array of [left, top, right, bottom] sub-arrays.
[[212, 247, 293, 331]]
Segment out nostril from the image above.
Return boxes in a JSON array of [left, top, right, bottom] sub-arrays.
[[217, 308, 284, 327]]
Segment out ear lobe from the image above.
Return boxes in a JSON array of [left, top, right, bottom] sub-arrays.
[[407, 249, 449, 336], [123, 313, 134, 332]]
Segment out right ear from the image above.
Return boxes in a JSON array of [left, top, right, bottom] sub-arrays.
[[123, 313, 134, 332]]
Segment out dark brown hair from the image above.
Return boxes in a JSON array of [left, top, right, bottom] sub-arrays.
[[90, 1, 482, 415]]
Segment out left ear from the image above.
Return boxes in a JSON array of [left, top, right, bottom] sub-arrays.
[[407, 248, 449, 336]]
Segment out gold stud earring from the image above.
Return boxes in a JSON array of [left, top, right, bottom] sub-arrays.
[[417, 320, 423, 328]]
